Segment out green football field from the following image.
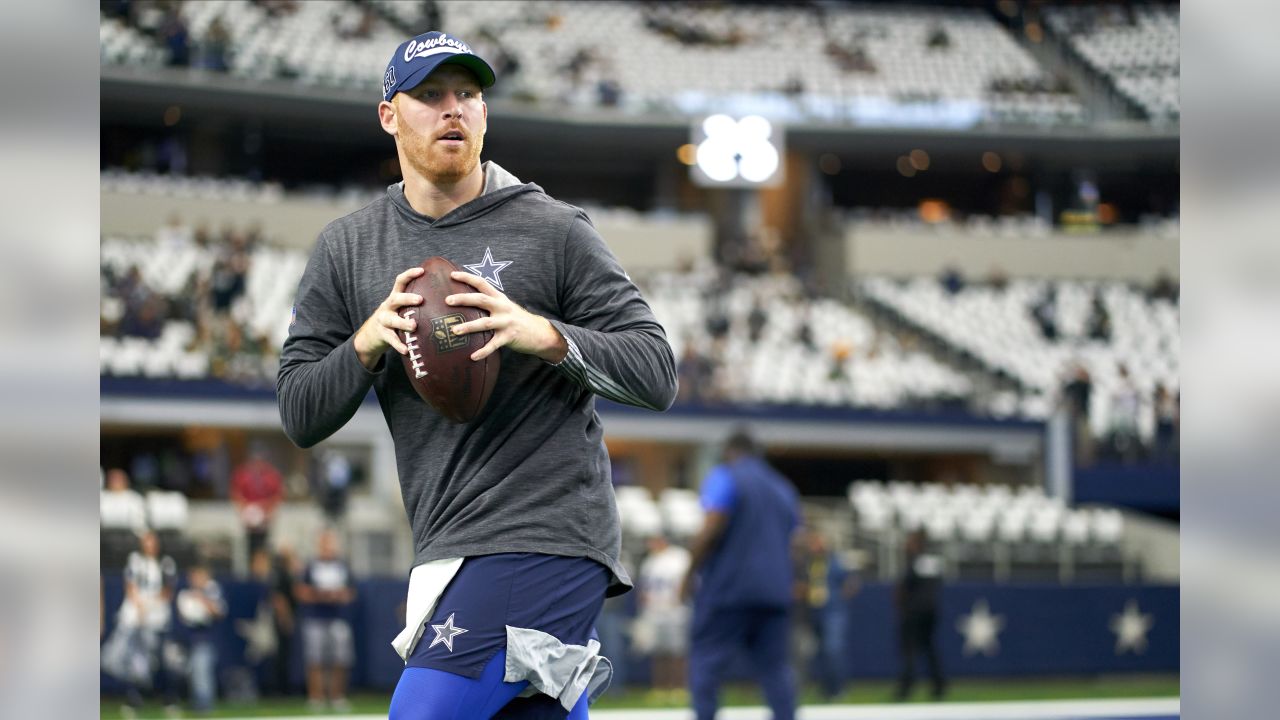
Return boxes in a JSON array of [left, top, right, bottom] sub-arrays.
[[100, 674, 1179, 718]]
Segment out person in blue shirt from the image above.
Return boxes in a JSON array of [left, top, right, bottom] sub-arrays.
[[176, 562, 227, 713], [297, 529, 357, 712], [798, 529, 860, 700], [680, 428, 800, 720]]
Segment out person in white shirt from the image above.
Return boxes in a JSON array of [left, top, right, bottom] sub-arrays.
[[636, 533, 691, 699], [103, 530, 179, 716]]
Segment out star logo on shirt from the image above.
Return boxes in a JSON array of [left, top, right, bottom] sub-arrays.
[[463, 247, 513, 291], [956, 598, 1005, 657], [236, 602, 277, 664], [428, 612, 468, 653], [1110, 599, 1154, 655]]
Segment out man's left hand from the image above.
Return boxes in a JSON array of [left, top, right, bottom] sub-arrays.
[[446, 271, 568, 363]]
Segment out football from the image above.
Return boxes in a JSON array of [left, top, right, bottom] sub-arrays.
[[398, 256, 500, 423]]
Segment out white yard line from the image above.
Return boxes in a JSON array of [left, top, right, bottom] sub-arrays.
[[215, 696, 1179, 720]]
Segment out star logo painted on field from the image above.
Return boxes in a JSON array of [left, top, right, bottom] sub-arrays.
[[1110, 599, 1154, 655], [464, 247, 513, 291], [956, 598, 1005, 657], [429, 612, 469, 653]]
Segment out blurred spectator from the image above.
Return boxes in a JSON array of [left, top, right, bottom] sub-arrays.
[[1154, 383, 1179, 459], [894, 530, 945, 701], [335, 4, 376, 40], [800, 529, 860, 700], [926, 25, 951, 50], [597, 77, 623, 107], [1031, 285, 1058, 341], [210, 246, 249, 313], [268, 547, 301, 697], [938, 265, 965, 295], [246, 549, 281, 693], [595, 549, 634, 692], [704, 297, 730, 339], [1085, 290, 1112, 342], [297, 530, 356, 712], [988, 266, 1009, 293], [230, 446, 285, 560], [101, 468, 148, 533], [102, 530, 181, 717], [256, 0, 300, 18], [747, 299, 768, 344], [130, 452, 161, 494], [102, 0, 132, 21], [155, 213, 192, 250], [420, 1, 441, 32], [1062, 363, 1096, 466], [635, 534, 691, 702], [159, 6, 190, 67], [826, 40, 876, 73], [796, 309, 816, 351], [120, 294, 166, 340], [1149, 269, 1179, 303], [1106, 363, 1142, 462], [676, 342, 714, 405], [681, 428, 799, 720], [828, 342, 853, 399], [198, 15, 231, 71], [116, 265, 166, 340], [157, 134, 189, 175], [316, 450, 353, 521], [176, 562, 227, 713]]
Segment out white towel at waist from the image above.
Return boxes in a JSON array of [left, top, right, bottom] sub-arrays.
[[390, 558, 464, 662]]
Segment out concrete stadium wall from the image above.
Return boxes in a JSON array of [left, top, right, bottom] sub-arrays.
[[846, 225, 1179, 282]]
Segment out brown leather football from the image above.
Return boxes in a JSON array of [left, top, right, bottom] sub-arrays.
[[398, 256, 499, 423]]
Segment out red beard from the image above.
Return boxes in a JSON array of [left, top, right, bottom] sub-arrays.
[[399, 119, 485, 184]]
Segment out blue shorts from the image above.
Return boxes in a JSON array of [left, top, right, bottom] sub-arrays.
[[406, 553, 609, 679]]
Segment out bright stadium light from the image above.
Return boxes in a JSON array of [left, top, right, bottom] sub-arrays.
[[690, 114, 785, 188]]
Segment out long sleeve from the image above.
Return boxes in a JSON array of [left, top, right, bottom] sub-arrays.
[[546, 214, 677, 411], [276, 232, 382, 448]]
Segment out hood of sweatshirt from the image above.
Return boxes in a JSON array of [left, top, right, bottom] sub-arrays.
[[386, 160, 545, 229]]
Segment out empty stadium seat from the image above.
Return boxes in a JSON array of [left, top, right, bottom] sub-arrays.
[[101, 490, 147, 532]]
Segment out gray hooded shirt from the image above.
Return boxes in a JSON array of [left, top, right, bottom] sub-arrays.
[[277, 161, 677, 593]]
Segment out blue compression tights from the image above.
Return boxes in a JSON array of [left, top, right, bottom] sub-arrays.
[[389, 650, 589, 720]]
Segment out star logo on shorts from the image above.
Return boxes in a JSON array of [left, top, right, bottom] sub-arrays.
[[428, 612, 468, 653], [463, 247, 513, 291]]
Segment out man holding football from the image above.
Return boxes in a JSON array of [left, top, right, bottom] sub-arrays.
[[277, 30, 676, 720]]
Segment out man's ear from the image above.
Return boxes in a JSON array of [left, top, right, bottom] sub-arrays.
[[378, 99, 398, 137]]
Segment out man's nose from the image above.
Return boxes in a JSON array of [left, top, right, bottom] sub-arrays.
[[441, 95, 463, 120]]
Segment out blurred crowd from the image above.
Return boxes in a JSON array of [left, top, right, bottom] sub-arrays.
[[101, 216, 276, 384], [102, 520, 357, 717], [1027, 270, 1181, 464], [102, 439, 360, 715]]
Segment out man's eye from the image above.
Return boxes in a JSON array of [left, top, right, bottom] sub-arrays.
[[459, 91, 474, 99]]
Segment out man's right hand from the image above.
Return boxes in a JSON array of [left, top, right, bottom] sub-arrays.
[[353, 266, 425, 369]]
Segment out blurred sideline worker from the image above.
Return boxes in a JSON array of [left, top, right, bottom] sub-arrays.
[[176, 562, 227, 713], [101, 530, 180, 718], [800, 529, 860, 700], [229, 444, 284, 562], [296, 529, 357, 712], [275, 29, 676, 719], [680, 429, 800, 720], [635, 533, 691, 702], [894, 530, 946, 701], [271, 546, 301, 697]]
